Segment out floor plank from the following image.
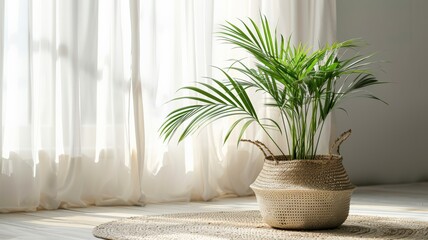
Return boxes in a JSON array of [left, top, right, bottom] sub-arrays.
[[1, 183, 427, 240]]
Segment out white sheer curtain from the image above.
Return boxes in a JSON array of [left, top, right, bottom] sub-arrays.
[[0, 0, 336, 212], [0, 0, 143, 212]]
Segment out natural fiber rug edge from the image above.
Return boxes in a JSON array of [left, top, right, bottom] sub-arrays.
[[93, 210, 428, 240]]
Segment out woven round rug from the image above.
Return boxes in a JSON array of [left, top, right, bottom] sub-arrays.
[[93, 210, 428, 240]]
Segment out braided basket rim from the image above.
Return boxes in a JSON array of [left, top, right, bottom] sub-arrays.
[[265, 154, 343, 162], [250, 185, 356, 191]]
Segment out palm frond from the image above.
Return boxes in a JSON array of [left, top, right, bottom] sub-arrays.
[[161, 15, 385, 160]]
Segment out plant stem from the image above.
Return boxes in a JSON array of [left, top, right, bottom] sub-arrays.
[[280, 109, 291, 155]]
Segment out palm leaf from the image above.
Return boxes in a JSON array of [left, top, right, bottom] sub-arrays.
[[161, 15, 385, 159]]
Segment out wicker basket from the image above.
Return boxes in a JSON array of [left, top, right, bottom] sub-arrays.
[[244, 130, 355, 230]]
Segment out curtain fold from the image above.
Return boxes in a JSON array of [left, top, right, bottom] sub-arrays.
[[0, 0, 336, 212], [129, 0, 146, 202]]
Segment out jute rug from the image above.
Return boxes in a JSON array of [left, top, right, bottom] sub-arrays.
[[93, 210, 428, 240]]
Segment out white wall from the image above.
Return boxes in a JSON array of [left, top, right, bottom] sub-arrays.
[[336, 0, 428, 185]]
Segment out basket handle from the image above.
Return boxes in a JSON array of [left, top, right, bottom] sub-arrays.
[[330, 129, 352, 155], [241, 139, 277, 162]]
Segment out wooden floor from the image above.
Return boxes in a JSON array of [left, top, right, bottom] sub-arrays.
[[1, 182, 427, 240]]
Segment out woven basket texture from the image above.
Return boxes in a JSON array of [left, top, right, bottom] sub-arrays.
[[251, 155, 355, 230]]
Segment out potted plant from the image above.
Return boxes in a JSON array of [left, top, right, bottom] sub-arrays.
[[159, 15, 383, 230]]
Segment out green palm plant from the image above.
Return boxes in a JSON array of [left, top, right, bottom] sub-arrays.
[[159, 15, 383, 160]]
